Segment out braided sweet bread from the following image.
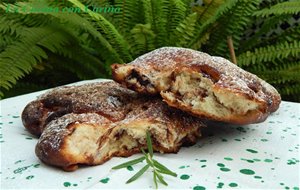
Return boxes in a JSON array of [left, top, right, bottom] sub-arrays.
[[112, 47, 281, 124], [22, 81, 204, 171]]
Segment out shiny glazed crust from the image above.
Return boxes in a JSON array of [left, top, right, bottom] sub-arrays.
[[22, 81, 204, 171], [112, 47, 281, 124]]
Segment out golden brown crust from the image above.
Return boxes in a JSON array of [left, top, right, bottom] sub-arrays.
[[23, 81, 204, 171], [162, 96, 268, 125], [22, 82, 139, 136], [112, 47, 281, 124]]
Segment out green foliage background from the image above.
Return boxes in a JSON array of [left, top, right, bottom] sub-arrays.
[[0, 0, 299, 102]]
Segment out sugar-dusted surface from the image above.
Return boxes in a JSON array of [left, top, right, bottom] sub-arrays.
[[115, 47, 281, 114], [37, 81, 138, 122], [22, 80, 204, 170], [37, 113, 111, 153], [1, 79, 299, 189], [131, 47, 276, 95]]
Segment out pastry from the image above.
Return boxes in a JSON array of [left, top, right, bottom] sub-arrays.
[[22, 81, 137, 136], [22, 81, 204, 171], [112, 47, 281, 124]]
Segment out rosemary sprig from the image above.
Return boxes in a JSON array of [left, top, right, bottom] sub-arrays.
[[112, 131, 178, 188]]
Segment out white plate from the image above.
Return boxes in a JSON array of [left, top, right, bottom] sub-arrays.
[[1, 79, 299, 189]]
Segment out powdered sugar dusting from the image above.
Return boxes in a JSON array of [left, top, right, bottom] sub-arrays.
[[125, 47, 280, 109], [33, 82, 205, 168], [38, 81, 138, 122], [131, 47, 212, 71], [37, 113, 111, 152]]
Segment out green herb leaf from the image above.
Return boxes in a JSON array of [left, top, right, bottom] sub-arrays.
[[112, 156, 145, 170], [112, 130, 177, 188], [146, 131, 153, 157], [153, 171, 158, 189], [126, 164, 150, 184], [156, 169, 177, 177], [141, 148, 147, 156], [153, 160, 177, 177], [156, 172, 168, 186], [143, 152, 154, 167]]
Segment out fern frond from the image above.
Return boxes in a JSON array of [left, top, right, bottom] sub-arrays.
[[59, 45, 108, 79], [0, 16, 23, 36], [249, 62, 300, 102], [255, 64, 300, 83], [203, 0, 261, 57], [136, 0, 169, 48], [1, 0, 299, 101], [0, 25, 73, 93], [181, 0, 193, 6], [51, 12, 123, 63], [244, 24, 300, 53], [78, 0, 117, 23], [192, 0, 225, 24], [237, 40, 300, 67], [278, 83, 300, 100], [1, 81, 49, 99], [188, 0, 238, 49], [239, 15, 287, 52], [141, 0, 154, 24], [166, 0, 187, 43], [80, 0, 110, 7], [4, 0, 124, 64], [269, 59, 300, 73], [69, 18, 124, 63], [50, 51, 105, 80], [112, 0, 142, 36], [271, 25, 300, 44], [21, 13, 56, 27], [0, 2, 55, 27], [147, 0, 168, 47], [68, 0, 133, 62], [129, 24, 156, 57], [172, 12, 198, 47], [254, 1, 300, 17], [0, 35, 16, 52]]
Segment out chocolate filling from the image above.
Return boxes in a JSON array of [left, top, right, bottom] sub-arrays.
[[127, 69, 151, 86]]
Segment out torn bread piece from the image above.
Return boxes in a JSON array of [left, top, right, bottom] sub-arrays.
[[22, 81, 139, 136], [22, 81, 203, 171], [112, 47, 281, 124]]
